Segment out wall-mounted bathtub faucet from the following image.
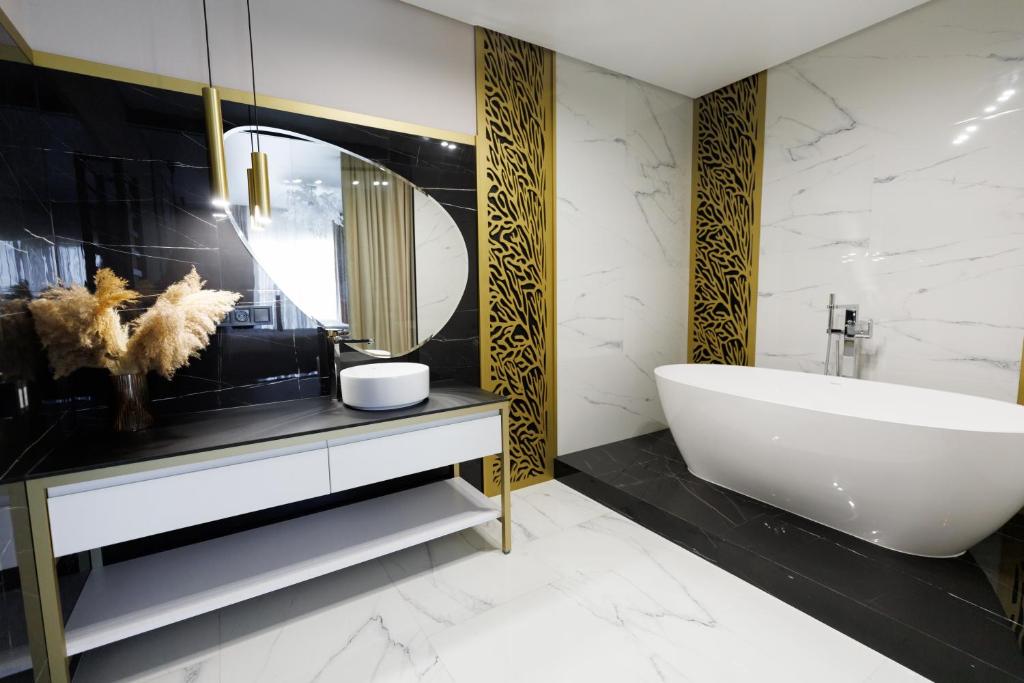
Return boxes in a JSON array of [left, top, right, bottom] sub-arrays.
[[824, 293, 873, 378]]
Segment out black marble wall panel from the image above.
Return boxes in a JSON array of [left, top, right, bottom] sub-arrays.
[[0, 59, 479, 679], [0, 59, 479, 430]]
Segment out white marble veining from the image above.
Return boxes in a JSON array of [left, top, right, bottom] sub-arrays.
[[756, 0, 1024, 401], [73, 481, 922, 683], [414, 192, 468, 344], [556, 54, 693, 455]]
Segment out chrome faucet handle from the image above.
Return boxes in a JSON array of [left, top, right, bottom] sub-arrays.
[[847, 318, 872, 339], [324, 329, 374, 345]]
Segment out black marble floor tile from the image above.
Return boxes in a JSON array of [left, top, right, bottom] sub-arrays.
[[556, 429, 1024, 682]]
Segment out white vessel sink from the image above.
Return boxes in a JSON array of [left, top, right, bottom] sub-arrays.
[[340, 362, 430, 411]]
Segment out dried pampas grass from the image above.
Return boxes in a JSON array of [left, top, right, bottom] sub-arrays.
[[29, 267, 240, 379], [125, 268, 240, 379]]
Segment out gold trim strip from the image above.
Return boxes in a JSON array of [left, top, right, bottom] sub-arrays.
[[25, 479, 69, 682], [747, 71, 768, 363], [9, 483, 50, 681], [0, 6, 33, 64], [24, 51, 475, 146], [1018, 338, 1023, 405], [475, 27, 491, 406], [686, 99, 700, 364]]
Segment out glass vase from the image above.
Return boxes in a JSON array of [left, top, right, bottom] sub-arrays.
[[111, 372, 154, 432]]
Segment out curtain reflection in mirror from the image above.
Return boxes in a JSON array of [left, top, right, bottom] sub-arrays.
[[341, 155, 417, 357]]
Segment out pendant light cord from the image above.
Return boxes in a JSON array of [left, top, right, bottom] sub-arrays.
[[202, 0, 213, 86], [246, 0, 260, 152]]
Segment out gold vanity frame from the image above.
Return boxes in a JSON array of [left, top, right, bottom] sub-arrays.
[[9, 401, 511, 683]]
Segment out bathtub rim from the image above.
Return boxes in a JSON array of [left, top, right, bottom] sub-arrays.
[[655, 363, 1024, 436]]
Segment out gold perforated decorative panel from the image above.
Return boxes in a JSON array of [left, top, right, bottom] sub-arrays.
[[688, 72, 766, 366], [475, 27, 556, 495]]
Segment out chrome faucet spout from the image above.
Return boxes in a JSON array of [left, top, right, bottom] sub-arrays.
[[824, 293, 837, 375]]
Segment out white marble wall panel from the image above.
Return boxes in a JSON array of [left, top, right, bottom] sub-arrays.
[[414, 193, 468, 343], [756, 0, 1024, 401], [556, 55, 692, 455]]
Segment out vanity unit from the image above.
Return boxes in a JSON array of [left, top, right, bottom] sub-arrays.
[[4, 383, 509, 683]]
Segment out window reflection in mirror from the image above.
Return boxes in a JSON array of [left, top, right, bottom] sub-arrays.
[[222, 128, 468, 359]]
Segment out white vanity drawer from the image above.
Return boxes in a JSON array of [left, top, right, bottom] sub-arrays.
[[48, 448, 330, 557], [328, 414, 501, 493]]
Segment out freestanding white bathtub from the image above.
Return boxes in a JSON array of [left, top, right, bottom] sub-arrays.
[[655, 364, 1024, 558]]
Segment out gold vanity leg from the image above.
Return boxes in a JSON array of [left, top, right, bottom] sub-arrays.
[[453, 462, 461, 478], [20, 479, 70, 683], [500, 405, 512, 554]]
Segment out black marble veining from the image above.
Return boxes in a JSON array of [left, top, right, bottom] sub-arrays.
[[557, 430, 1024, 683], [1, 382, 502, 485]]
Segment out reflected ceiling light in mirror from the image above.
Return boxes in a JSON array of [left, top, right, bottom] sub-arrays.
[[998, 89, 1015, 102], [314, 179, 322, 185], [382, 181, 389, 186], [984, 105, 997, 113], [965, 125, 978, 133], [201, 0, 229, 210], [952, 134, 969, 145], [352, 180, 360, 186]]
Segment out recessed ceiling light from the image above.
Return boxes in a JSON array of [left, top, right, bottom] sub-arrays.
[[382, 181, 389, 186], [440, 141, 449, 147], [352, 180, 360, 186], [292, 178, 302, 183], [373, 180, 381, 186], [314, 179, 322, 185], [448, 144, 457, 150]]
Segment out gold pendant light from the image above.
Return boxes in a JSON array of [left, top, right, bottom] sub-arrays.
[[201, 0, 229, 209], [246, 0, 271, 225]]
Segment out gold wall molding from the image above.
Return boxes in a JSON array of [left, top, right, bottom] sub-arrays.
[[1018, 339, 1023, 405], [475, 27, 556, 495], [688, 72, 767, 365], [0, 6, 32, 64], [0, 48, 474, 146]]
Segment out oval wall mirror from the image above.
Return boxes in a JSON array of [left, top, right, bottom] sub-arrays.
[[222, 126, 468, 358]]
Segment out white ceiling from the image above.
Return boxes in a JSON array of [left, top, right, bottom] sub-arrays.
[[401, 0, 929, 97]]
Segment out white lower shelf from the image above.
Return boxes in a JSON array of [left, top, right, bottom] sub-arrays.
[[64, 478, 498, 656]]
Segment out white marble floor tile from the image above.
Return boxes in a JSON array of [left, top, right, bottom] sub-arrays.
[[473, 478, 613, 548], [379, 527, 558, 636], [73, 481, 917, 683], [216, 560, 452, 683]]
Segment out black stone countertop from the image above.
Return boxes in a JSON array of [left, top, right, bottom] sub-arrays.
[[0, 382, 504, 485]]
